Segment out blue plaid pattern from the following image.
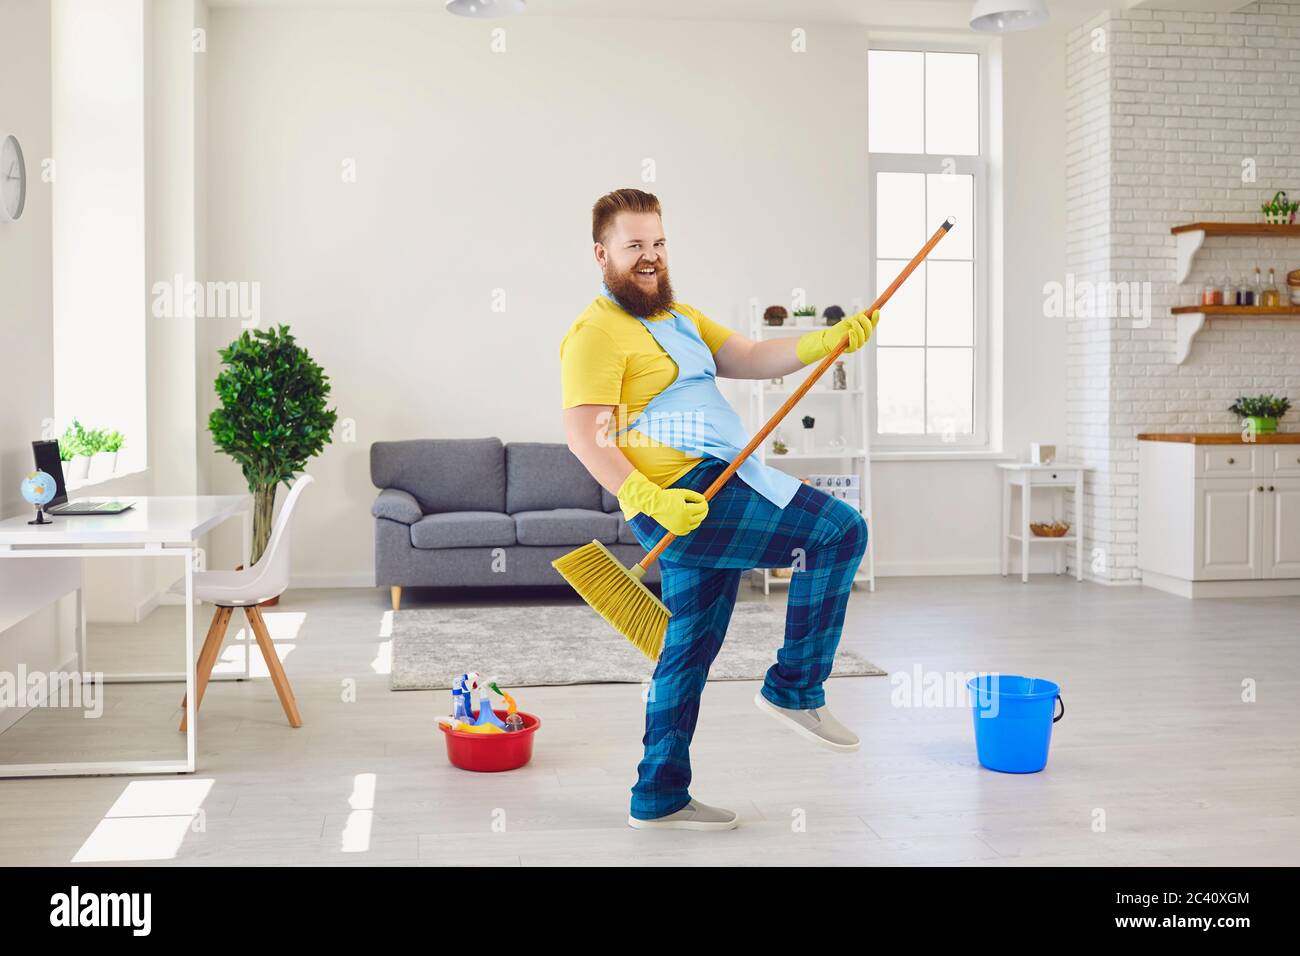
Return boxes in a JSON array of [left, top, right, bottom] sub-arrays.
[[626, 458, 868, 820]]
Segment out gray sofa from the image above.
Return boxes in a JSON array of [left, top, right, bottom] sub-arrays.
[[370, 438, 659, 608]]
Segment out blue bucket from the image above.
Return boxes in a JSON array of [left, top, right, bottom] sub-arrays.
[[967, 674, 1064, 773]]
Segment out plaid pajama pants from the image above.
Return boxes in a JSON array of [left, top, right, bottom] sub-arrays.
[[626, 457, 868, 820]]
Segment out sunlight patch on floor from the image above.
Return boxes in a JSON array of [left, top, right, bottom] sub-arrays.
[[371, 612, 393, 675], [73, 779, 214, 863], [341, 773, 376, 853]]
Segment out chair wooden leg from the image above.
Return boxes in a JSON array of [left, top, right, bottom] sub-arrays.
[[390, 585, 402, 611], [245, 605, 303, 728], [180, 605, 233, 732]]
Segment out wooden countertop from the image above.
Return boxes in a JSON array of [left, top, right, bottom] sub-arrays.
[[1137, 432, 1300, 444]]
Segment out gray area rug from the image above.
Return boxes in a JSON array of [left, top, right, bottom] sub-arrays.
[[390, 603, 885, 690]]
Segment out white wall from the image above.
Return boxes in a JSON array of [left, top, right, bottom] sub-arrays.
[[0, 0, 77, 729], [202, 7, 1071, 584]]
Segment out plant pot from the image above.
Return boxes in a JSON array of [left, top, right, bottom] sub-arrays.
[[1245, 415, 1278, 434], [801, 428, 816, 454], [87, 451, 115, 481], [68, 455, 91, 480]]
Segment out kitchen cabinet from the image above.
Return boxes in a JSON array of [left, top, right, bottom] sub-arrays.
[[1138, 433, 1300, 597]]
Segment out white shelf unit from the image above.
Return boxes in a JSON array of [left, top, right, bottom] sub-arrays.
[[745, 302, 875, 594]]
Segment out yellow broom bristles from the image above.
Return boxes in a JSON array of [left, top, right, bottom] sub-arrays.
[[552, 539, 670, 660]]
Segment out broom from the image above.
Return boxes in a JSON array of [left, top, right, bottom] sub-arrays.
[[553, 217, 957, 660]]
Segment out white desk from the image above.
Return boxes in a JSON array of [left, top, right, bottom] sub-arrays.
[[0, 495, 249, 777], [997, 463, 1088, 583]]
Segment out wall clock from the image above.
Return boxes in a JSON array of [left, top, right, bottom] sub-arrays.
[[1, 134, 27, 222]]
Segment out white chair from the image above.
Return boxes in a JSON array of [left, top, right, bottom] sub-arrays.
[[172, 474, 314, 731]]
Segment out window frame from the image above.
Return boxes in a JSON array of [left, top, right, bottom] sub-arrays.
[[866, 42, 991, 452]]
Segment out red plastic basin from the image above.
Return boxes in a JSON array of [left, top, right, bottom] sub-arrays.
[[439, 710, 540, 772]]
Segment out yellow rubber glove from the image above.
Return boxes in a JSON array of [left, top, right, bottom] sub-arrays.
[[617, 470, 709, 535], [795, 309, 880, 365]]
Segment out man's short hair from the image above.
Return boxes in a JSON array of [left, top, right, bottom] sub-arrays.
[[592, 188, 662, 244]]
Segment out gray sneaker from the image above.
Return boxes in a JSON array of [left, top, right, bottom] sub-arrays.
[[627, 800, 739, 831], [754, 691, 860, 752]]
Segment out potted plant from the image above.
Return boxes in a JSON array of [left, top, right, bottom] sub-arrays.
[[793, 304, 817, 328], [86, 427, 116, 480], [801, 414, 816, 454], [764, 305, 788, 327], [1228, 394, 1291, 434], [102, 430, 125, 474], [209, 325, 337, 602], [1261, 190, 1299, 225], [822, 305, 845, 327], [59, 420, 92, 480]]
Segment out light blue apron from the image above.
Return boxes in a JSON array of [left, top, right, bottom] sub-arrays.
[[603, 286, 801, 510]]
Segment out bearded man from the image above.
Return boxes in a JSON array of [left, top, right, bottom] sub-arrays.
[[560, 188, 877, 831]]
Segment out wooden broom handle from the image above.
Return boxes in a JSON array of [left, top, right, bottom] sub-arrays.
[[638, 216, 956, 571]]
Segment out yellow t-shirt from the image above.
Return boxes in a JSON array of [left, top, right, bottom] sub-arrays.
[[560, 295, 735, 496]]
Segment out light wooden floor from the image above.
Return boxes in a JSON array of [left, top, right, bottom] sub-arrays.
[[0, 576, 1296, 866]]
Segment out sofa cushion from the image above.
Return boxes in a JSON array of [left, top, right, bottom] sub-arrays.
[[371, 438, 506, 514], [410, 512, 517, 550], [602, 487, 621, 512], [506, 442, 602, 514], [617, 516, 640, 545], [513, 509, 618, 547]]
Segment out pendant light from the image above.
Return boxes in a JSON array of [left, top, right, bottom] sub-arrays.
[[445, 0, 526, 18], [970, 0, 1049, 33]]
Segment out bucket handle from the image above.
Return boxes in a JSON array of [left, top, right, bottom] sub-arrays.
[[1053, 695, 1065, 723]]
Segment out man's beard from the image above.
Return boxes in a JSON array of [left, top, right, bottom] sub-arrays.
[[603, 260, 675, 318]]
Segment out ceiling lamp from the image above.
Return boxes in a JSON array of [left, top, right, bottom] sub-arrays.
[[970, 0, 1049, 33], [446, 0, 526, 18]]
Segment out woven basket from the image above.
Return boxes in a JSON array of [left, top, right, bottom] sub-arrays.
[[1029, 521, 1071, 538]]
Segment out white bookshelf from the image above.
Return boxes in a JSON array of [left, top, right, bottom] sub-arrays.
[[745, 301, 875, 594]]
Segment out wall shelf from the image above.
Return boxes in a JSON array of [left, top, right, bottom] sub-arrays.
[[747, 299, 874, 594], [1169, 305, 1300, 364], [1170, 221, 1300, 284]]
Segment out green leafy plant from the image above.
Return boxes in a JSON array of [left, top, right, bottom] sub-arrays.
[[209, 325, 337, 564], [102, 431, 125, 453], [58, 420, 91, 459], [793, 305, 817, 317], [1261, 190, 1299, 223], [1228, 394, 1291, 419], [82, 427, 108, 455]]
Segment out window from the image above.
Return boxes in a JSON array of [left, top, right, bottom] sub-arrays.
[[868, 48, 986, 449]]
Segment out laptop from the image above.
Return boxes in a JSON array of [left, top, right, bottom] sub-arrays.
[[31, 439, 134, 515]]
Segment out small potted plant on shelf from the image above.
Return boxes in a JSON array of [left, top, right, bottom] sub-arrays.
[[86, 427, 116, 480], [102, 430, 124, 474], [822, 305, 845, 327], [793, 305, 817, 327], [1228, 394, 1291, 434], [59, 420, 92, 480], [1261, 190, 1299, 224], [764, 305, 788, 327], [800, 414, 816, 453]]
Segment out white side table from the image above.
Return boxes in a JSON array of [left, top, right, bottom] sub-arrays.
[[998, 463, 1087, 583]]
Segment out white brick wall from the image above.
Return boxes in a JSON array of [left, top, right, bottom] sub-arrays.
[[1065, 1, 1300, 583]]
